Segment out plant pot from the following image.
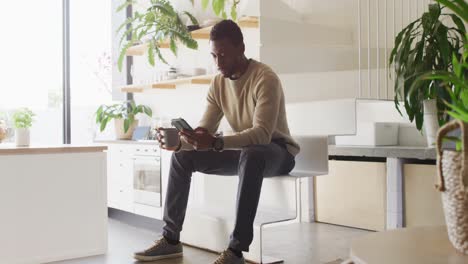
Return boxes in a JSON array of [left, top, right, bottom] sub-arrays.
[[114, 119, 138, 140], [436, 120, 468, 254], [423, 99, 440, 147], [0, 128, 6, 143], [15, 128, 30, 146]]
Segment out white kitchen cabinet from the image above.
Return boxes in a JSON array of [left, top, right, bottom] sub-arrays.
[[107, 144, 134, 212], [403, 164, 445, 227], [315, 160, 387, 231], [106, 142, 171, 220]]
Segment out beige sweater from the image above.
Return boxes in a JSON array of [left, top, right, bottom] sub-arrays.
[[181, 59, 300, 156]]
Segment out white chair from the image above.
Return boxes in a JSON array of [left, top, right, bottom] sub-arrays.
[[180, 135, 329, 263]]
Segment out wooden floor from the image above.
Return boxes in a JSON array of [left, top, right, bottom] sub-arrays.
[[49, 214, 370, 264]]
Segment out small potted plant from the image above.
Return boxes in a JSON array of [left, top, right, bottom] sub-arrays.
[[12, 108, 35, 146], [0, 120, 7, 143], [95, 101, 152, 140], [389, 3, 466, 146]]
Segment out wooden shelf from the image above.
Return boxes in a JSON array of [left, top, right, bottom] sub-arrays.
[[152, 74, 214, 89], [120, 85, 147, 93], [120, 74, 215, 92], [237, 16, 259, 28], [125, 16, 259, 56]]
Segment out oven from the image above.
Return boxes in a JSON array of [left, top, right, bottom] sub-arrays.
[[132, 148, 161, 208]]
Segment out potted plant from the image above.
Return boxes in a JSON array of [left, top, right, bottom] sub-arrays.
[[95, 101, 152, 140], [389, 3, 466, 146], [12, 108, 35, 146], [0, 120, 7, 143], [116, 0, 199, 71], [0, 112, 8, 143], [414, 0, 468, 254]]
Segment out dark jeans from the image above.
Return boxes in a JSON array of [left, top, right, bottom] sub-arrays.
[[162, 140, 295, 252]]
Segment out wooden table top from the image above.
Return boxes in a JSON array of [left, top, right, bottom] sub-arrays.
[[350, 226, 468, 264]]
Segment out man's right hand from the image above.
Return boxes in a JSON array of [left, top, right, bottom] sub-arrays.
[[156, 128, 181, 151]]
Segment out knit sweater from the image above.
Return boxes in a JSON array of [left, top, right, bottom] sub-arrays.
[[180, 59, 300, 156]]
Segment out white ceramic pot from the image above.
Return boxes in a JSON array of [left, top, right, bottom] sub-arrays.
[[114, 119, 138, 140], [423, 99, 440, 147], [15, 128, 30, 146]]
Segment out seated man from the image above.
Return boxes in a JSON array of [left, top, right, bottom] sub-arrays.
[[134, 19, 300, 264]]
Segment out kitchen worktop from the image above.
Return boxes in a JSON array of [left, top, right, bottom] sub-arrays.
[[94, 139, 159, 145], [0, 144, 107, 155], [0, 143, 107, 263], [329, 145, 437, 160], [94, 140, 437, 160]]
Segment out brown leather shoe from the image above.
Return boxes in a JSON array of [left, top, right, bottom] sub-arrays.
[[134, 237, 183, 262], [213, 249, 246, 264]]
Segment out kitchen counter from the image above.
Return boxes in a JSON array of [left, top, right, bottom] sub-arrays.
[[94, 140, 437, 160], [329, 144, 437, 231], [329, 145, 437, 160], [94, 139, 159, 145], [0, 144, 107, 155], [0, 143, 107, 263]]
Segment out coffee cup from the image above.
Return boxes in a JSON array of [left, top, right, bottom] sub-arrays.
[[159, 128, 180, 149]]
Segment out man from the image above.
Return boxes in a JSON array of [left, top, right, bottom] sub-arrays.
[[134, 19, 300, 264]]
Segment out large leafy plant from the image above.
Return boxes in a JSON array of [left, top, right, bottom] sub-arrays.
[[389, 3, 466, 131], [117, 0, 199, 71], [200, 0, 241, 21], [413, 0, 468, 150], [12, 108, 35, 129], [95, 101, 152, 133]]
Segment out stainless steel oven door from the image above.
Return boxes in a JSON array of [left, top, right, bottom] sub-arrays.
[[133, 155, 161, 207]]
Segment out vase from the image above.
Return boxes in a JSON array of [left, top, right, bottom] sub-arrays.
[[114, 119, 138, 140], [15, 128, 30, 146], [423, 99, 440, 147]]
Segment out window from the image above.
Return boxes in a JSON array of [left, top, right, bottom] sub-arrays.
[[70, 0, 112, 144], [0, 0, 63, 144]]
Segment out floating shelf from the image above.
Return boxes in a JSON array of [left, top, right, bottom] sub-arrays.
[[120, 74, 215, 92], [120, 85, 147, 93], [125, 16, 259, 56]]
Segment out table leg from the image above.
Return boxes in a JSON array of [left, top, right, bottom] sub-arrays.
[[386, 158, 404, 229]]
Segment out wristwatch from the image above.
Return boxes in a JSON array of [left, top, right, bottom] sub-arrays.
[[212, 136, 224, 152]]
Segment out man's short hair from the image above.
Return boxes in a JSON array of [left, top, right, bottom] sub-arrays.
[[210, 19, 244, 46]]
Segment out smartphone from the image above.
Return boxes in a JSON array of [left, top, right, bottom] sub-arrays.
[[171, 118, 194, 132]]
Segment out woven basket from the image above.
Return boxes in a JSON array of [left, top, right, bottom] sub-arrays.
[[436, 119, 468, 254]]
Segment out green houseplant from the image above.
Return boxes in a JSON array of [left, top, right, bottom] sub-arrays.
[[95, 101, 152, 139], [413, 0, 468, 255], [12, 108, 35, 146], [389, 3, 466, 145], [412, 0, 467, 149], [117, 0, 199, 71]]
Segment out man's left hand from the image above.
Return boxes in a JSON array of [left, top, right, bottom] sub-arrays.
[[179, 127, 216, 150]]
